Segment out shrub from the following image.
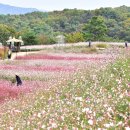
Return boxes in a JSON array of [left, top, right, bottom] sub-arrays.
[[37, 34, 56, 45], [22, 31, 38, 45], [95, 43, 108, 48], [65, 32, 85, 43], [81, 46, 97, 53]]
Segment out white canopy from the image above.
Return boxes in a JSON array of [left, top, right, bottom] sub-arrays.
[[6, 37, 24, 45]]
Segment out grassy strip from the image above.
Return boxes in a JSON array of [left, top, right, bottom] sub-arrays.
[[21, 45, 104, 53], [0, 56, 129, 129]]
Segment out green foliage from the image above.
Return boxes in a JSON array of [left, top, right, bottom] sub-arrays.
[[0, 6, 130, 43], [65, 32, 84, 43], [0, 24, 16, 43], [37, 34, 56, 45], [22, 30, 38, 45], [83, 16, 107, 41]]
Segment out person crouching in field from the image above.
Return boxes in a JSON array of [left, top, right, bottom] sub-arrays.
[[15, 74, 22, 86]]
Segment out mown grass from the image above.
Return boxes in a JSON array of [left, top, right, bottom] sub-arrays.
[[0, 50, 129, 129]]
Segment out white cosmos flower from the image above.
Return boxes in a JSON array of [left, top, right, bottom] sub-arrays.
[[75, 97, 83, 101], [125, 127, 130, 130], [117, 121, 122, 126], [82, 107, 90, 113], [104, 124, 111, 128], [88, 119, 93, 125], [37, 113, 42, 118], [41, 125, 46, 128], [9, 127, 14, 130]]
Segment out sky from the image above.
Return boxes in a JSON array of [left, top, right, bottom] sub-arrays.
[[0, 0, 130, 11]]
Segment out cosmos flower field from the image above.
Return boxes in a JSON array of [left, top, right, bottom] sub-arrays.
[[0, 47, 129, 129]]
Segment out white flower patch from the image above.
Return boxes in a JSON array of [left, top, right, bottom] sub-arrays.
[[104, 122, 114, 128]]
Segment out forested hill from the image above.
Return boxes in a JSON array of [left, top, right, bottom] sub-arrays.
[[0, 3, 39, 15], [0, 5, 130, 45]]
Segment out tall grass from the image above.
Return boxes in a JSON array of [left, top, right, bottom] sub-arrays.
[[0, 47, 8, 59]]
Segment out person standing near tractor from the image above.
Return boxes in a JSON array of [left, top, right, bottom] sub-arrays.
[[8, 49, 12, 59], [125, 42, 128, 48]]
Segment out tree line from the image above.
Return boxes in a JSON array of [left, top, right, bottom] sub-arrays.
[[0, 5, 130, 45]]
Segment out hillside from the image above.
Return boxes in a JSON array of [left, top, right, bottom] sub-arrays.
[[0, 5, 130, 44], [0, 3, 39, 15]]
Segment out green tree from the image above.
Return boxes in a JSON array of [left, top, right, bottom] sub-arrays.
[[37, 34, 56, 45], [22, 30, 38, 45], [122, 18, 130, 42], [83, 16, 107, 41], [0, 24, 15, 44], [65, 32, 84, 43]]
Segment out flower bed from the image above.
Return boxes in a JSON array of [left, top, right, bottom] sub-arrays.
[[0, 80, 49, 103], [0, 48, 129, 129], [16, 54, 113, 61], [0, 65, 76, 72]]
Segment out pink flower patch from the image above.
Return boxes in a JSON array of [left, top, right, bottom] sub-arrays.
[[0, 80, 47, 103], [16, 54, 112, 61], [0, 81, 24, 103], [0, 65, 76, 72]]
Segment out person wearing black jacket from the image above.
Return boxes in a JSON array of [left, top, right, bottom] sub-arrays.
[[125, 42, 128, 48], [88, 41, 91, 47], [15, 75, 22, 86], [8, 49, 12, 59]]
